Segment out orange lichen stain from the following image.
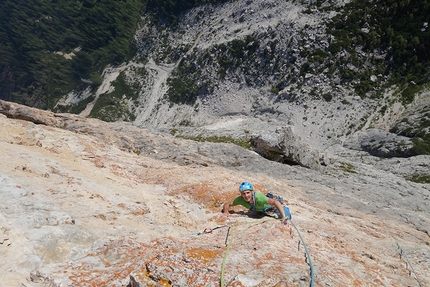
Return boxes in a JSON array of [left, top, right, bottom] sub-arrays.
[[186, 247, 223, 264], [175, 182, 235, 211], [229, 282, 246, 287], [139, 270, 171, 287], [252, 183, 269, 193], [158, 278, 171, 287], [352, 278, 363, 286], [89, 193, 104, 200], [132, 207, 146, 216], [332, 268, 361, 286]]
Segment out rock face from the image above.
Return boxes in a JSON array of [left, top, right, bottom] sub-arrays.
[[1, 100, 429, 287], [251, 126, 327, 169], [57, 0, 429, 178], [343, 129, 415, 158]]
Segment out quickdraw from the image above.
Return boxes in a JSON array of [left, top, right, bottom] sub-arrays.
[[191, 224, 229, 237]]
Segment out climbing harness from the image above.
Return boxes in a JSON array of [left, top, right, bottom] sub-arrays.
[[266, 191, 284, 205], [384, 223, 424, 287]]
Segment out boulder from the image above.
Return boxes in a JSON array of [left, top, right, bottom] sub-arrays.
[[343, 129, 415, 158], [251, 126, 328, 169]]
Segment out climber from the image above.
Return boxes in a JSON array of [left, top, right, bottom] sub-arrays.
[[222, 182, 291, 223]]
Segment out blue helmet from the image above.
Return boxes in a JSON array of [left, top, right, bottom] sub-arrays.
[[239, 182, 253, 192]]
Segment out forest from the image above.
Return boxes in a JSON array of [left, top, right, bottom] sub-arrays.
[[0, 0, 143, 108], [328, 0, 430, 85]]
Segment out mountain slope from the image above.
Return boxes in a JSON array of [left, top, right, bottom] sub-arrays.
[[1, 99, 429, 286], [62, 0, 429, 163], [1, 0, 429, 158]]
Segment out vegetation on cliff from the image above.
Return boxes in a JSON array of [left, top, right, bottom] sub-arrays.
[[327, 0, 430, 100], [1, 0, 429, 109], [0, 0, 143, 108], [0, 0, 429, 157]]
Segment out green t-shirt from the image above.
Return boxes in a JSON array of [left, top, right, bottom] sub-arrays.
[[233, 192, 271, 213]]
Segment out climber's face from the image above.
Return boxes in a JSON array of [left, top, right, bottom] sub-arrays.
[[241, 190, 253, 203]]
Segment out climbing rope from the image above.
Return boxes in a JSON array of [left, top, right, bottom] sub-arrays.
[[289, 219, 315, 287], [216, 217, 315, 287], [384, 223, 424, 287], [221, 224, 234, 287]]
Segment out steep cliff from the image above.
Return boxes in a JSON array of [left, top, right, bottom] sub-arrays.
[[55, 0, 430, 164], [1, 100, 429, 286]]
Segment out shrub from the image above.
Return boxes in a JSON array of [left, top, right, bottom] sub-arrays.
[[322, 93, 332, 102]]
